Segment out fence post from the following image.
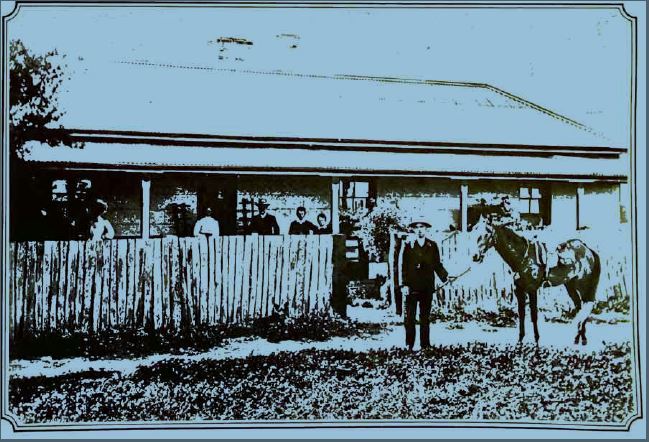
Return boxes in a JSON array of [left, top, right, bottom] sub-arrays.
[[331, 234, 348, 318]]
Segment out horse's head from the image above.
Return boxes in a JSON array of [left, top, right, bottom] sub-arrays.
[[471, 214, 495, 263]]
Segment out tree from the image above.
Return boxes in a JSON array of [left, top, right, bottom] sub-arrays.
[[9, 39, 79, 159], [9, 40, 81, 241]]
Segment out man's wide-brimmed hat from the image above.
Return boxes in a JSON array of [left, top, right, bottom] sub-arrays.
[[256, 198, 271, 208], [408, 220, 432, 229]]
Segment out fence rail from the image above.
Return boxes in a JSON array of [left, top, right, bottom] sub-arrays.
[[388, 230, 631, 314], [9, 235, 334, 339]]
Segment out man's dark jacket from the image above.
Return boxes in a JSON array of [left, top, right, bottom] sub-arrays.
[[289, 220, 317, 235], [401, 238, 448, 292], [248, 214, 280, 235]]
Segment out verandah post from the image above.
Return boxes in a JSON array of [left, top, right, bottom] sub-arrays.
[[460, 183, 469, 232], [576, 185, 585, 230], [141, 179, 151, 239], [331, 234, 348, 318], [331, 178, 340, 234]]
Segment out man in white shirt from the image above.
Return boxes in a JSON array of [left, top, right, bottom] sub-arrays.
[[193, 207, 220, 239], [89, 199, 115, 240]]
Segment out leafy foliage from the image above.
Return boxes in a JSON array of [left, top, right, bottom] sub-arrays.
[[429, 306, 518, 328], [592, 294, 630, 316], [10, 343, 635, 423], [342, 204, 406, 262], [10, 312, 382, 360], [9, 39, 80, 157]]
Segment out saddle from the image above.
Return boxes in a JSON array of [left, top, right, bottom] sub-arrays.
[[533, 241, 553, 279], [535, 241, 548, 267], [544, 242, 583, 283], [534, 241, 550, 279]]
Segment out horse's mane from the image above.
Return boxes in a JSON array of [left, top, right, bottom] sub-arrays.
[[473, 202, 509, 222]]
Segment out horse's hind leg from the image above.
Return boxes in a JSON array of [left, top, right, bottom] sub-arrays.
[[579, 252, 600, 346], [529, 289, 540, 344], [565, 284, 582, 345], [577, 302, 594, 346], [565, 282, 582, 318], [515, 285, 526, 343]]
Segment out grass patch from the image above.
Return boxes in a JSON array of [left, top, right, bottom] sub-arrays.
[[546, 295, 631, 325], [10, 342, 635, 423], [430, 307, 518, 328], [10, 311, 384, 361]]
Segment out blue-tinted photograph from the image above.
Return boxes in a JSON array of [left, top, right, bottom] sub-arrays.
[[1, 1, 643, 436]]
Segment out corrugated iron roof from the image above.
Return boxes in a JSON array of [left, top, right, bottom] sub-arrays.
[[23, 141, 628, 181], [50, 61, 616, 149]]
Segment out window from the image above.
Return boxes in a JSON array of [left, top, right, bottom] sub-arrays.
[[519, 187, 541, 214], [237, 194, 267, 232], [339, 180, 371, 211]]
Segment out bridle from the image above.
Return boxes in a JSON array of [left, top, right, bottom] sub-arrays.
[[473, 215, 533, 264], [473, 216, 495, 262]]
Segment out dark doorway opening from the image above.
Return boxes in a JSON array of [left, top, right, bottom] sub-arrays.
[[197, 176, 238, 235]]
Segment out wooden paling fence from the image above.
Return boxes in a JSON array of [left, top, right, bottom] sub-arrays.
[[9, 235, 334, 339], [388, 231, 631, 313]]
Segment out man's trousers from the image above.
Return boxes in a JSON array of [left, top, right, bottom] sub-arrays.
[[404, 289, 433, 349]]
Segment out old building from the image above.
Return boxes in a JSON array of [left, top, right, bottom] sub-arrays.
[[13, 64, 629, 246]]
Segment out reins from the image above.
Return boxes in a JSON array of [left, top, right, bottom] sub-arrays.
[[434, 266, 472, 293]]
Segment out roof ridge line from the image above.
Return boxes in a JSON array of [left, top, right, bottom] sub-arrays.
[[484, 84, 586, 128], [115, 60, 487, 88], [115, 59, 612, 143]]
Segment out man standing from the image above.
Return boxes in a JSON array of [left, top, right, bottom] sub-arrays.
[[247, 198, 280, 235], [289, 206, 317, 234], [193, 207, 220, 239], [399, 220, 454, 351], [69, 178, 93, 239]]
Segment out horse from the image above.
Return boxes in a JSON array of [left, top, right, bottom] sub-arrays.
[[470, 205, 601, 345]]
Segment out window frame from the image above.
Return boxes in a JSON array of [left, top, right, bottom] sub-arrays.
[[518, 186, 542, 215], [339, 179, 373, 211]]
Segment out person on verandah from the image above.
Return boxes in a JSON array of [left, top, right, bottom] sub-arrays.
[[247, 198, 280, 235], [399, 219, 456, 351], [315, 212, 332, 234], [289, 206, 317, 235], [193, 207, 220, 239], [89, 199, 115, 240]]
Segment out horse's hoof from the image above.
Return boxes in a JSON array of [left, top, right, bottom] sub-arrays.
[[574, 336, 580, 345], [581, 337, 588, 346]]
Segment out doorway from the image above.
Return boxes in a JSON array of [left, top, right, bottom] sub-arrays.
[[197, 176, 238, 235]]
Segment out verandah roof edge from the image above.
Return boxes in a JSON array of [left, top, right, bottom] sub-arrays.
[[49, 128, 627, 157], [27, 161, 629, 183]]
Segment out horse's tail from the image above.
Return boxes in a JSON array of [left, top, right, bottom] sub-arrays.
[[584, 249, 601, 302]]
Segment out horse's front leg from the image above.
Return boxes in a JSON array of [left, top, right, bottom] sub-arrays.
[[529, 289, 540, 344], [515, 284, 526, 343]]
